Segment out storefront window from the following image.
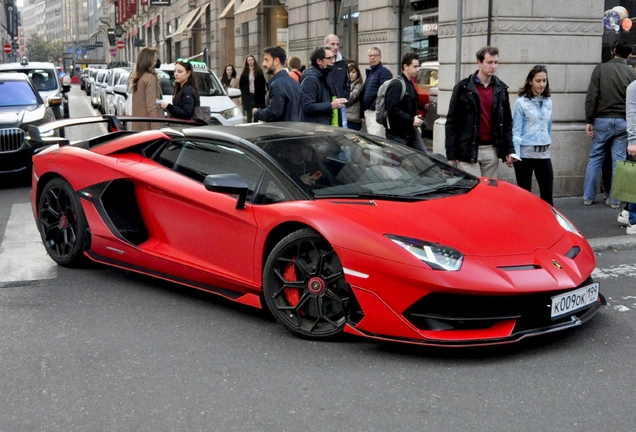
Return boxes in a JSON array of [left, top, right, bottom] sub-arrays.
[[404, 1, 438, 62], [336, 0, 358, 63], [603, 2, 636, 62]]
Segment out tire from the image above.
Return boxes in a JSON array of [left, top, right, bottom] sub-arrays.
[[263, 228, 350, 340], [37, 178, 90, 267]]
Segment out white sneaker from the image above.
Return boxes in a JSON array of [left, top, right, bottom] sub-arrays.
[[627, 224, 636, 235], [618, 210, 630, 226]]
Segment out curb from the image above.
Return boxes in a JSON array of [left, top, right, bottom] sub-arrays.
[[588, 236, 636, 252]]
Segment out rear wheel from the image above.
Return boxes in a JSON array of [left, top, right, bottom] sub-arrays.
[[263, 229, 351, 340], [37, 178, 89, 267]]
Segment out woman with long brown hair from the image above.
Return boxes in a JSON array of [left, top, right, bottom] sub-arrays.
[[239, 54, 266, 122], [130, 47, 163, 131]]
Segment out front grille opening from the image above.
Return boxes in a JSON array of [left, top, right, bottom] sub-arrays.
[[404, 276, 596, 332], [498, 264, 541, 271], [0, 128, 26, 153], [565, 246, 581, 259]]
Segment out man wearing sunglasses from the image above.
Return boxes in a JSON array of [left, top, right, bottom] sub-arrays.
[[300, 46, 348, 125]]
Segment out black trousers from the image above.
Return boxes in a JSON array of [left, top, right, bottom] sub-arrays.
[[386, 128, 428, 153], [244, 93, 255, 123], [513, 158, 554, 206]]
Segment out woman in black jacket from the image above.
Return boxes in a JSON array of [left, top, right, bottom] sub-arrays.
[[239, 54, 266, 123], [159, 60, 199, 119]]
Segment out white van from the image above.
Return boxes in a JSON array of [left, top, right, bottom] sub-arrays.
[[117, 61, 243, 125]]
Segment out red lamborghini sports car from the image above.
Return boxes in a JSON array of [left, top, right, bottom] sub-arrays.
[[29, 117, 605, 347]]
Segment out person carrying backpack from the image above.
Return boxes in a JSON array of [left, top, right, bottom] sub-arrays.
[[384, 53, 426, 151]]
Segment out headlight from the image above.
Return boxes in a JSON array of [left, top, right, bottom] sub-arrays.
[[552, 208, 582, 237], [220, 106, 241, 119], [386, 234, 464, 271]]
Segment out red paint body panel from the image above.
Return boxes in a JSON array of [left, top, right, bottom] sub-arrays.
[[30, 128, 603, 347]]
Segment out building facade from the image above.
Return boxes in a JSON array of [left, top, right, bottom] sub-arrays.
[[7, 0, 632, 196]]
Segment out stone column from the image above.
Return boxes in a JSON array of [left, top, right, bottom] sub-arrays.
[[287, 0, 337, 67], [357, 0, 400, 75], [435, 0, 604, 197]]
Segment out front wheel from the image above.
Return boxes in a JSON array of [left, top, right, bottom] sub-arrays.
[[263, 229, 351, 340], [37, 178, 90, 267]]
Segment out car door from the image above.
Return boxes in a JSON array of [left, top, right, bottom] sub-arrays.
[[136, 139, 266, 291]]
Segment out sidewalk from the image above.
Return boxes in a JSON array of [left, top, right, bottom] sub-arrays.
[[554, 195, 636, 252]]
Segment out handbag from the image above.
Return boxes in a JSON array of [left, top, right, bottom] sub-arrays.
[[611, 159, 636, 203], [192, 105, 212, 125]]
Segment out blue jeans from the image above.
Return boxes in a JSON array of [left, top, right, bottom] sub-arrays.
[[583, 118, 628, 205], [629, 202, 636, 225]]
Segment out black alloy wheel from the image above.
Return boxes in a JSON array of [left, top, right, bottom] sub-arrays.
[[37, 178, 89, 267], [263, 229, 351, 340]]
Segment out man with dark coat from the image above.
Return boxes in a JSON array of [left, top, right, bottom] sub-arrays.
[[445, 46, 514, 178], [324, 34, 350, 126], [385, 52, 426, 151], [362, 47, 393, 137], [300, 46, 348, 125], [253, 46, 301, 122]]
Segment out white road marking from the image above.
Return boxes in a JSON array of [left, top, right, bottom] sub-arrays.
[[0, 203, 57, 283], [592, 264, 636, 280]]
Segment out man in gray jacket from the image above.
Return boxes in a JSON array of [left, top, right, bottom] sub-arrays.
[[583, 40, 636, 207]]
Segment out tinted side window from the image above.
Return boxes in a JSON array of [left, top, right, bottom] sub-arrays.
[[157, 140, 266, 203]]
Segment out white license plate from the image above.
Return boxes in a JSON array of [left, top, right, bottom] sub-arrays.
[[551, 283, 600, 319]]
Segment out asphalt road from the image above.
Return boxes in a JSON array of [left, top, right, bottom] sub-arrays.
[[0, 86, 635, 431]]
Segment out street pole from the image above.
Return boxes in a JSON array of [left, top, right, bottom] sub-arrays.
[[455, 0, 463, 84]]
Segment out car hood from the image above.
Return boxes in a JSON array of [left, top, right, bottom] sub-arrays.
[[0, 104, 47, 128], [319, 181, 568, 257]]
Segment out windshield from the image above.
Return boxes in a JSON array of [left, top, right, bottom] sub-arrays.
[[159, 69, 225, 97], [259, 133, 478, 200], [0, 81, 39, 106], [1, 69, 58, 91]]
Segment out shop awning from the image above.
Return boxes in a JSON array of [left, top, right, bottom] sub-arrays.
[[219, 0, 237, 19], [166, 7, 201, 42], [182, 3, 209, 39], [235, 0, 260, 25]]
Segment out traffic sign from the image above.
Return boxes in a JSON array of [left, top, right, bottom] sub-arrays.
[[109, 48, 117, 56], [3, 44, 11, 54], [116, 40, 125, 50]]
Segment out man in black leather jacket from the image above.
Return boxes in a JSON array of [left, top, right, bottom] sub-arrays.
[[445, 46, 514, 178]]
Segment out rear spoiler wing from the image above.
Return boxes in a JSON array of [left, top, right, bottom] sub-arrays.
[[28, 114, 204, 148]]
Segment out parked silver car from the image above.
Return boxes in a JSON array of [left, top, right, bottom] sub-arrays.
[[92, 69, 111, 110], [101, 67, 132, 114]]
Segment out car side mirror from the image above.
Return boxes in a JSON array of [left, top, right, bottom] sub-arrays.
[[227, 88, 241, 98], [114, 84, 128, 98], [203, 173, 249, 209]]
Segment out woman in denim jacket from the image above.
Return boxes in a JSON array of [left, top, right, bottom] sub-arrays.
[[512, 65, 553, 205]]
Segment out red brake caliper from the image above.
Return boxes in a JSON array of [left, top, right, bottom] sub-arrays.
[[283, 259, 300, 306]]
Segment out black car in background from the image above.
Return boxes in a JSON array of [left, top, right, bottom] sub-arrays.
[[0, 73, 56, 175]]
